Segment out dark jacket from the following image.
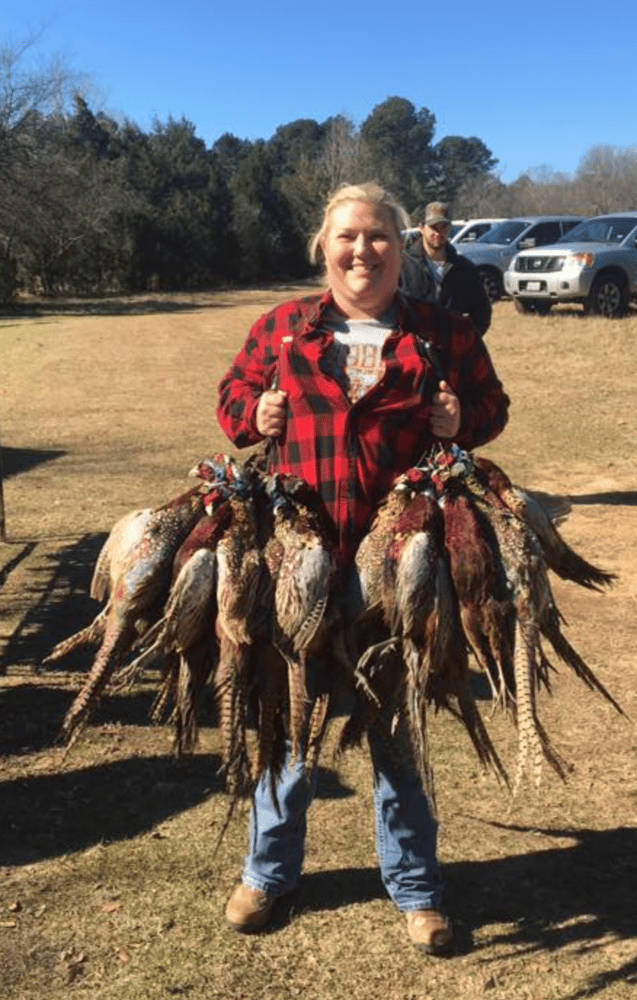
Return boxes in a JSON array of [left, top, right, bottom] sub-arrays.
[[400, 232, 492, 336]]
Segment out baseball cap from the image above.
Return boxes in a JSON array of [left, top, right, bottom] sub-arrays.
[[425, 202, 451, 227]]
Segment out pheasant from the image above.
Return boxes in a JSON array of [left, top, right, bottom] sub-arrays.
[[164, 551, 219, 754], [342, 445, 622, 800], [213, 466, 267, 798], [43, 508, 154, 665], [472, 455, 616, 591], [438, 479, 516, 711], [495, 505, 571, 792], [344, 470, 434, 657], [378, 471, 443, 797], [424, 554, 507, 783], [468, 479, 622, 793], [47, 436, 622, 816], [59, 483, 208, 746], [343, 473, 432, 775], [117, 494, 234, 753], [261, 472, 340, 767], [345, 466, 505, 797], [427, 450, 557, 786]]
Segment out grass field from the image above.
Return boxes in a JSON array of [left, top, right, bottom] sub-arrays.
[[1, 287, 636, 1000]]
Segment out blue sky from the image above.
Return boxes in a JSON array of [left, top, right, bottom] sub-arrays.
[[5, 0, 637, 183]]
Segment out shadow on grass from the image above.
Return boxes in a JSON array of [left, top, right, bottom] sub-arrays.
[[0, 282, 319, 319], [0, 751, 224, 866], [0, 296, 230, 318], [0, 542, 38, 590], [448, 820, 637, 996], [0, 681, 162, 753], [0, 445, 66, 480], [1, 693, 353, 871], [3, 747, 351, 869], [0, 532, 106, 672], [570, 490, 637, 507], [285, 822, 637, 993], [2, 673, 634, 997]]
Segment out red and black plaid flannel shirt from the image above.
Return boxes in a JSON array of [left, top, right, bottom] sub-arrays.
[[217, 290, 509, 562]]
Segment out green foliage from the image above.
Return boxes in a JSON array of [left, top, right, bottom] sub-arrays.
[[360, 96, 439, 212], [0, 37, 503, 300], [433, 135, 499, 209], [119, 116, 235, 290]]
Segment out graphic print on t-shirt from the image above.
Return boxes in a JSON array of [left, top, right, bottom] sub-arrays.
[[324, 310, 396, 402]]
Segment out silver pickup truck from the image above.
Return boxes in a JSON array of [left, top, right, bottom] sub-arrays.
[[503, 213, 637, 317], [458, 215, 584, 302]]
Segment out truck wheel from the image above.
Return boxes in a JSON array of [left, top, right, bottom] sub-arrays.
[[585, 275, 627, 317]]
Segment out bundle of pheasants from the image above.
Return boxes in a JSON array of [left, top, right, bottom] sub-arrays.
[[45, 446, 621, 806]]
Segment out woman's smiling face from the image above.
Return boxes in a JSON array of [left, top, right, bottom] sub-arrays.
[[321, 200, 403, 319]]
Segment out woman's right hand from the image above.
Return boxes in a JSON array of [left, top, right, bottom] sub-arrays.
[[256, 389, 288, 437]]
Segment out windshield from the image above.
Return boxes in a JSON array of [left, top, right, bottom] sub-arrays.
[[558, 216, 637, 244], [478, 220, 528, 244], [449, 224, 464, 240]]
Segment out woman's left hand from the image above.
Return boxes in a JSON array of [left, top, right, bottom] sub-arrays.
[[431, 381, 461, 439]]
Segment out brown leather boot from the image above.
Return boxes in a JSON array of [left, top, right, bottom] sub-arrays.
[[406, 909, 454, 956], [225, 883, 275, 934]]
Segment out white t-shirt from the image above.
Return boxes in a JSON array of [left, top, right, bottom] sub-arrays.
[[426, 256, 449, 299], [323, 306, 398, 402]]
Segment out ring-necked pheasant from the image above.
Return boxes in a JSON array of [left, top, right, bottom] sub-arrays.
[[43, 508, 155, 665], [117, 492, 234, 753], [262, 472, 341, 767], [213, 466, 266, 798], [472, 455, 616, 591], [59, 483, 209, 746]]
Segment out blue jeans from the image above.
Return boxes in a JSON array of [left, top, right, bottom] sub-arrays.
[[242, 729, 443, 912]]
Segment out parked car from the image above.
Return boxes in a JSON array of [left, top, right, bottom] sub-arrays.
[[448, 220, 466, 240], [450, 218, 506, 245], [503, 213, 637, 317], [458, 216, 586, 301]]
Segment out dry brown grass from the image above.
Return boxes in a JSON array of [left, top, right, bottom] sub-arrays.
[[1, 289, 637, 1000]]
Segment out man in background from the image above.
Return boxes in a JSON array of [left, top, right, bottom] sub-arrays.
[[401, 202, 492, 336]]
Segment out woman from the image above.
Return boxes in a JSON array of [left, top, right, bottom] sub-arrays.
[[217, 182, 509, 956]]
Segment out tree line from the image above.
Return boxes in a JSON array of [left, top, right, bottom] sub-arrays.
[[455, 146, 637, 223], [1, 36, 636, 303]]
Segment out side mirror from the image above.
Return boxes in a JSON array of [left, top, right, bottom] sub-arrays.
[[519, 237, 536, 249]]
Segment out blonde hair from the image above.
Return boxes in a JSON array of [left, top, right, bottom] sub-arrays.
[[308, 181, 411, 263]]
